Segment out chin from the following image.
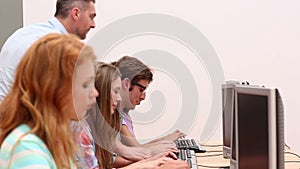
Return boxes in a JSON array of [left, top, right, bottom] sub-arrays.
[[79, 34, 86, 40], [131, 105, 136, 110], [77, 111, 87, 120]]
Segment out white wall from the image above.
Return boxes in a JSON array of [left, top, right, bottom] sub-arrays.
[[23, 0, 300, 153]]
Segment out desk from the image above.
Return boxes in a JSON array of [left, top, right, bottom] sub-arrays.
[[196, 141, 300, 169]]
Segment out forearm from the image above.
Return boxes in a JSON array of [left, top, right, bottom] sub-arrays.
[[121, 135, 142, 147], [112, 156, 134, 168], [145, 137, 165, 144], [115, 139, 129, 154], [114, 139, 151, 161], [148, 130, 186, 143]]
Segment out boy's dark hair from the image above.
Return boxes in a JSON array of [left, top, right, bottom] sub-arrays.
[[111, 56, 153, 84]]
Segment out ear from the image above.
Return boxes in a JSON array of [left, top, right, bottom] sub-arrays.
[[71, 7, 81, 21], [122, 78, 131, 90]]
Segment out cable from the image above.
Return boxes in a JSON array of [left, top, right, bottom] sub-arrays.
[[197, 164, 229, 168], [205, 150, 223, 153], [285, 143, 291, 149], [196, 153, 223, 158], [202, 144, 223, 147], [284, 160, 300, 163], [285, 151, 300, 159]]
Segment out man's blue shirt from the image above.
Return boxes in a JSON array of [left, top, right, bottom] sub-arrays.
[[0, 17, 67, 102]]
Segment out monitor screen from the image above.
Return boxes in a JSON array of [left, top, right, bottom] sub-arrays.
[[230, 86, 284, 169], [237, 93, 269, 169]]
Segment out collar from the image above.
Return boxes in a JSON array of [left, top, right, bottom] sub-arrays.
[[48, 17, 68, 34]]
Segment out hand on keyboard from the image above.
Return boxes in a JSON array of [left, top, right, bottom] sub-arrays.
[[175, 138, 206, 153], [146, 140, 179, 155], [176, 149, 198, 169], [158, 160, 190, 169], [120, 151, 189, 169], [160, 130, 187, 142]]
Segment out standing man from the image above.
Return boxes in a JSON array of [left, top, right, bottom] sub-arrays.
[[112, 56, 186, 155], [0, 0, 96, 102]]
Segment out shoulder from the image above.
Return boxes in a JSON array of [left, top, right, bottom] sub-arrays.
[[0, 124, 57, 169], [71, 120, 94, 146], [122, 113, 133, 126], [9, 20, 61, 39], [72, 121, 99, 169], [0, 20, 62, 61], [4, 19, 62, 44]]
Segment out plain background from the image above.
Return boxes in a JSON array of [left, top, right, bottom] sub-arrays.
[[2, 0, 299, 154], [0, 0, 23, 49]]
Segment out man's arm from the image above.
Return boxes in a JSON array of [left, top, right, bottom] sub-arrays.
[[148, 130, 186, 143], [119, 152, 189, 169], [120, 124, 142, 147], [115, 139, 151, 161], [120, 125, 179, 155], [112, 155, 134, 168]]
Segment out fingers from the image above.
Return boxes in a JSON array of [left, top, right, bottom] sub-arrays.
[[132, 157, 189, 169], [160, 140, 177, 148], [174, 130, 187, 138], [159, 160, 189, 169], [156, 151, 178, 160], [166, 151, 178, 160], [153, 145, 177, 153], [146, 151, 170, 161], [168, 130, 186, 141]]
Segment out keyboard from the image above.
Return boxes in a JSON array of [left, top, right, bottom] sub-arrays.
[[177, 149, 198, 169], [175, 138, 206, 153]]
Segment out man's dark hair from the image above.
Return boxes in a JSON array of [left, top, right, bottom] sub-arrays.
[[112, 56, 153, 84], [55, 0, 95, 18]]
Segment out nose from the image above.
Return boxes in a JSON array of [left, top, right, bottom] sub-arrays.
[[140, 92, 146, 100], [91, 20, 96, 28], [91, 87, 98, 101], [117, 94, 122, 103], [94, 87, 99, 97]]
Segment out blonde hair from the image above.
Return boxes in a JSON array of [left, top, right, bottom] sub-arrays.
[[0, 33, 96, 168], [94, 62, 121, 169]]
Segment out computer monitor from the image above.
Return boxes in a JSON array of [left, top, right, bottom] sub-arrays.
[[222, 83, 235, 158], [230, 85, 284, 169], [222, 80, 249, 158]]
